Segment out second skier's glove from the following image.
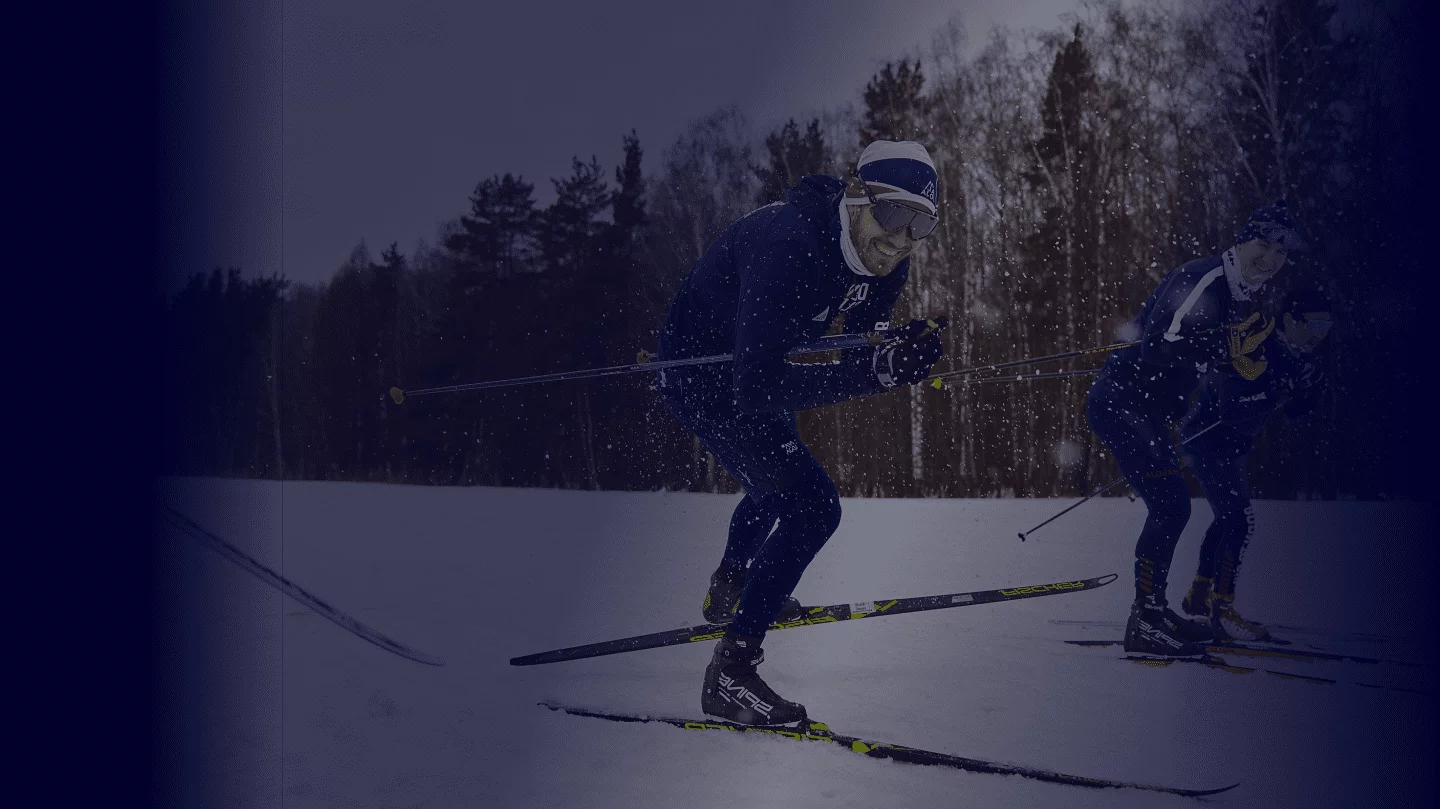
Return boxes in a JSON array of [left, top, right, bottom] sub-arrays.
[[873, 316, 947, 388], [1227, 312, 1275, 381]]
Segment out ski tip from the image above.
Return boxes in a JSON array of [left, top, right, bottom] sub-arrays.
[[1188, 782, 1241, 797], [1096, 573, 1119, 586], [374, 636, 446, 665], [389, 386, 406, 404], [539, 701, 593, 718]]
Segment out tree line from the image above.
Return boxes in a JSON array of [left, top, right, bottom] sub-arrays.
[[162, 0, 1423, 500]]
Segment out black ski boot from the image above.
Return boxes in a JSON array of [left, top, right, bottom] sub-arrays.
[[1124, 597, 1212, 656], [702, 566, 803, 625], [701, 633, 807, 727]]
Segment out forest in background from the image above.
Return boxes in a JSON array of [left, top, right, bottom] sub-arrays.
[[161, 0, 1424, 500]]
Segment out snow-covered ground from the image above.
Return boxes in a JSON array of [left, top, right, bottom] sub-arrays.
[[155, 478, 1434, 808]]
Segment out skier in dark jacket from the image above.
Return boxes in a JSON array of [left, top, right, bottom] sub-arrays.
[[658, 140, 946, 726], [1085, 200, 1304, 656], [1178, 287, 1332, 641]]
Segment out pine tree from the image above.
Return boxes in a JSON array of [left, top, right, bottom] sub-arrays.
[[446, 173, 537, 279], [1022, 24, 1102, 313], [539, 157, 611, 274], [859, 60, 929, 146], [612, 130, 647, 245], [755, 118, 832, 205]]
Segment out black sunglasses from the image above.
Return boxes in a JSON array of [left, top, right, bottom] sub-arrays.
[[856, 174, 939, 239]]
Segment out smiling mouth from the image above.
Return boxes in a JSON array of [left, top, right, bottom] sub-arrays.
[[873, 241, 908, 258]]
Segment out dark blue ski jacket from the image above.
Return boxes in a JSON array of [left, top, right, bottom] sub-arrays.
[[1181, 339, 1324, 456], [658, 175, 908, 414], [1096, 255, 1253, 422]]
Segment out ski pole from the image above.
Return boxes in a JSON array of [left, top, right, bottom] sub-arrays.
[[389, 330, 889, 404], [1017, 476, 1128, 541], [927, 322, 1240, 390], [959, 368, 1099, 385], [924, 341, 1138, 390], [1017, 420, 1223, 541]]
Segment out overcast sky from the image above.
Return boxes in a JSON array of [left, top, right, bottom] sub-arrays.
[[160, 0, 1083, 289]]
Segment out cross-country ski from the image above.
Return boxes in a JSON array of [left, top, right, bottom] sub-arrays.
[[541, 702, 1239, 797], [512, 573, 1116, 666], [1113, 654, 1428, 695], [1063, 638, 1424, 668]]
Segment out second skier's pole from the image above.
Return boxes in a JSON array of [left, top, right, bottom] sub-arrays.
[[1018, 421, 1223, 541], [924, 341, 1137, 389]]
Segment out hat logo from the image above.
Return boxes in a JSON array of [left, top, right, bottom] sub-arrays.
[[922, 180, 937, 203]]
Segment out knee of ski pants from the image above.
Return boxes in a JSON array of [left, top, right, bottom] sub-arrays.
[[1138, 475, 1190, 533], [769, 460, 843, 546], [1084, 384, 1139, 455], [1210, 503, 1253, 542], [1085, 386, 1182, 485]]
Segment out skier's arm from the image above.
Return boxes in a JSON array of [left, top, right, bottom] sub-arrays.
[[733, 243, 884, 414], [1138, 273, 1228, 370]]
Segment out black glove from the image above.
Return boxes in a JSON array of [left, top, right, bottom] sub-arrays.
[[873, 316, 947, 388]]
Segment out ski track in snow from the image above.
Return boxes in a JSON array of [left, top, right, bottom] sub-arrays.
[[156, 478, 1435, 808]]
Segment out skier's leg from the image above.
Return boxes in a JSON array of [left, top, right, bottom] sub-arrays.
[[664, 384, 814, 724], [692, 413, 828, 726], [721, 492, 778, 575], [1181, 448, 1225, 614], [1087, 387, 1192, 603], [1195, 455, 1267, 639], [662, 384, 803, 623], [1208, 470, 1253, 602], [729, 455, 841, 638], [700, 493, 782, 623], [700, 440, 835, 726], [1087, 384, 1209, 654], [1191, 451, 1249, 598]]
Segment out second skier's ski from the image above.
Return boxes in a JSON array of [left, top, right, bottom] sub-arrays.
[[1064, 638, 1420, 667], [1119, 653, 1427, 694]]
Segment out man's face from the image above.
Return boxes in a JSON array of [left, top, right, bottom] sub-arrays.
[[1234, 237, 1289, 288], [848, 203, 918, 276], [1282, 311, 1332, 352]]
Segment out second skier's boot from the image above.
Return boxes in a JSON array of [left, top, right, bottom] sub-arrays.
[[1182, 575, 1213, 618], [701, 633, 807, 727], [1124, 597, 1210, 656], [1209, 594, 1272, 642], [702, 565, 802, 624]]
